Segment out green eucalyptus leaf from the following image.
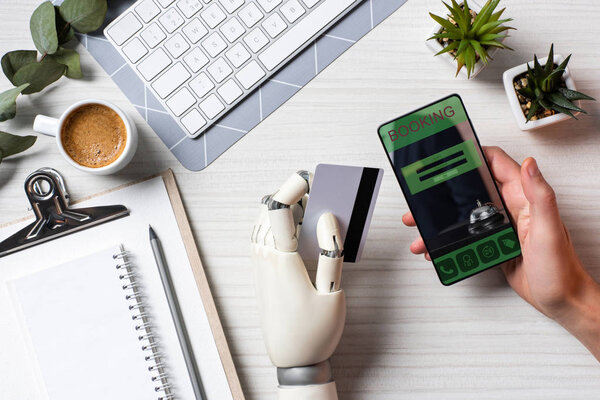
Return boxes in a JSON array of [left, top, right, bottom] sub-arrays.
[[1, 50, 37, 85], [59, 0, 107, 33], [48, 47, 82, 78], [0, 84, 29, 122], [30, 1, 59, 55], [0, 131, 37, 158], [55, 5, 75, 44], [13, 58, 66, 94]]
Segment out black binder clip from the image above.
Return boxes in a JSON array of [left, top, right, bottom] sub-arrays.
[[0, 168, 129, 258]]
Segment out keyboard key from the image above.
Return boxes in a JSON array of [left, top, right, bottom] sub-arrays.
[[182, 18, 208, 43], [152, 62, 191, 98], [301, 0, 320, 7], [236, 60, 265, 89], [166, 87, 196, 116], [280, 0, 305, 23], [207, 57, 233, 83], [176, 0, 203, 17], [220, 17, 245, 42], [218, 0, 245, 13], [217, 79, 243, 104], [157, 0, 176, 7], [200, 94, 225, 119], [201, 32, 227, 57], [159, 8, 185, 33], [189, 72, 214, 97], [225, 42, 250, 68], [244, 28, 269, 53], [135, 0, 161, 22], [164, 33, 190, 58], [181, 109, 207, 135], [122, 38, 148, 63], [262, 13, 287, 38], [259, 0, 356, 70], [257, 0, 282, 13], [183, 47, 209, 72], [137, 48, 171, 80], [201, 3, 226, 28], [140, 22, 167, 48], [106, 12, 142, 45], [238, 3, 263, 27]]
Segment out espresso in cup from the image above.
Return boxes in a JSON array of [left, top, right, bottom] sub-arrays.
[[33, 99, 138, 175], [61, 104, 127, 168]]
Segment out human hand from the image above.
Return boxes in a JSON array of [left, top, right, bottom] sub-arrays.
[[250, 171, 346, 400], [402, 146, 600, 360]]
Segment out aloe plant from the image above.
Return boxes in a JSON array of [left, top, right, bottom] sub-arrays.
[[428, 0, 515, 78], [518, 44, 596, 121]]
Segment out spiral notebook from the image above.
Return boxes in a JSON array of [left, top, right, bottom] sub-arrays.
[[0, 171, 244, 400], [9, 246, 171, 399]]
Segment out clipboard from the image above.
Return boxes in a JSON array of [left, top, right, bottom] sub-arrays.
[[0, 169, 245, 400]]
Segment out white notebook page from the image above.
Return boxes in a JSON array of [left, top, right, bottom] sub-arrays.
[[9, 246, 157, 400], [0, 176, 233, 400]]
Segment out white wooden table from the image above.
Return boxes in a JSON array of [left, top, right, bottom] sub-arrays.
[[1, 0, 599, 398]]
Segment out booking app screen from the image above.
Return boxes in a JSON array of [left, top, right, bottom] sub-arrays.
[[378, 95, 521, 285]]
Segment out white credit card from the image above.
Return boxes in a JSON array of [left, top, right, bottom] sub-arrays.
[[298, 164, 383, 263]]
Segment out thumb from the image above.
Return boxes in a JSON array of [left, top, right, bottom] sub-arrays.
[[521, 157, 563, 233]]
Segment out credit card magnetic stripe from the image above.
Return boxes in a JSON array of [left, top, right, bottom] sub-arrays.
[[343, 168, 381, 263]]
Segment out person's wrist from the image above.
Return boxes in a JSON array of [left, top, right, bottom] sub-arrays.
[[552, 275, 600, 358]]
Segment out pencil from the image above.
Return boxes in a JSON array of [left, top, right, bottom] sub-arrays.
[[149, 225, 205, 400]]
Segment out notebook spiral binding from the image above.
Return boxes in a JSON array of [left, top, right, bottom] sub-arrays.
[[114, 249, 175, 400]]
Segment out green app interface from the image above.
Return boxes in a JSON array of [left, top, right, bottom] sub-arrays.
[[378, 95, 521, 285]]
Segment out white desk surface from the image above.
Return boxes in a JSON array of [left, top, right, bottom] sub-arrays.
[[1, 0, 599, 398]]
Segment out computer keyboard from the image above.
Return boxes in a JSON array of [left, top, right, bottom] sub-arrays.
[[104, 0, 361, 138]]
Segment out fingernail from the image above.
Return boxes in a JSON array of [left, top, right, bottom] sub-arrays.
[[527, 158, 540, 177]]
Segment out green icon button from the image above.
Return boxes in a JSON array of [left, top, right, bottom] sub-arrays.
[[498, 232, 519, 255], [456, 249, 479, 272], [436, 258, 458, 281], [477, 241, 500, 263]]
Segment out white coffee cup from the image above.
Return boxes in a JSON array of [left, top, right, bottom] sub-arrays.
[[33, 99, 138, 175]]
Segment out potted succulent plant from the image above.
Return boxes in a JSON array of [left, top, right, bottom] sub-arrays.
[[502, 44, 596, 131], [427, 0, 515, 79]]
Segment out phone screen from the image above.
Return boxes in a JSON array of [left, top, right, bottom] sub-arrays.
[[377, 94, 521, 285]]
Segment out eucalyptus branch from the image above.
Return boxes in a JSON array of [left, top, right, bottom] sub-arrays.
[[0, 0, 107, 164]]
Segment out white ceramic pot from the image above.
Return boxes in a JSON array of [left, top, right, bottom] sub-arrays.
[[502, 55, 579, 131], [426, 0, 507, 79]]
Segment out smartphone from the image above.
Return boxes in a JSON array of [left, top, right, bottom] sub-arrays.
[[377, 94, 521, 285]]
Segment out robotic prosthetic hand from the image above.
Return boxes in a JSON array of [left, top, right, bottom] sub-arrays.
[[250, 171, 346, 400]]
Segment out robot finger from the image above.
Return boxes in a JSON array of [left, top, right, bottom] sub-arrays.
[[268, 171, 312, 252], [253, 194, 274, 247], [315, 213, 344, 293], [292, 194, 309, 239]]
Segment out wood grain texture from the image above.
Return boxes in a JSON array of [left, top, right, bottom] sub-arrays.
[[1, 0, 599, 398]]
